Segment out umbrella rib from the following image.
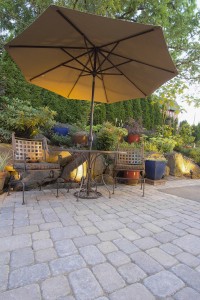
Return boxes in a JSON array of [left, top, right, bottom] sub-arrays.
[[96, 52, 109, 103], [99, 28, 155, 49], [101, 49, 176, 74], [56, 9, 94, 48], [61, 48, 92, 72], [100, 51, 147, 97], [96, 42, 119, 73], [30, 50, 92, 81], [8, 45, 91, 50], [67, 55, 93, 98], [84, 37, 94, 72], [63, 65, 90, 73], [100, 59, 132, 73]]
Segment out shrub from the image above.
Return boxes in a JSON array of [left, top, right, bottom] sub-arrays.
[[50, 133, 73, 147], [148, 136, 176, 153], [188, 148, 200, 164], [0, 96, 56, 138], [0, 128, 12, 143], [96, 122, 127, 151]]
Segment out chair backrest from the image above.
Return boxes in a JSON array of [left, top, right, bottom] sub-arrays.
[[12, 133, 48, 162], [116, 144, 144, 166]]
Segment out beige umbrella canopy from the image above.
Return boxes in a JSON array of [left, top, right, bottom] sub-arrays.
[[5, 5, 177, 103]]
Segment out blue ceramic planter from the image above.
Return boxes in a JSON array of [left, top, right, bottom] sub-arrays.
[[145, 160, 166, 180], [53, 126, 69, 136]]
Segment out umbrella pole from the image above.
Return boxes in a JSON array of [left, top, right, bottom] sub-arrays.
[[87, 48, 97, 196], [87, 74, 95, 196]]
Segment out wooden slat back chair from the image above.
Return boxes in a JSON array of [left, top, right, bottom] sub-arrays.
[[113, 144, 145, 196], [9, 133, 61, 204]]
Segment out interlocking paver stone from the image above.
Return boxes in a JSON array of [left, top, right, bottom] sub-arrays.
[[0, 284, 41, 300], [0, 226, 12, 238], [94, 219, 125, 231], [118, 228, 140, 241], [41, 275, 71, 300], [92, 263, 125, 293], [109, 283, 155, 300], [10, 247, 34, 269], [69, 268, 103, 300], [107, 251, 130, 267], [133, 237, 160, 250], [97, 241, 118, 254], [33, 238, 53, 251], [174, 287, 200, 300], [113, 238, 139, 254], [154, 231, 177, 243], [73, 235, 100, 247], [39, 221, 62, 230], [79, 245, 106, 265], [135, 228, 153, 237], [50, 226, 85, 241], [0, 234, 31, 252], [0, 265, 9, 292], [164, 225, 186, 236], [97, 230, 122, 241], [50, 255, 86, 276], [82, 226, 100, 235], [176, 252, 200, 268], [173, 235, 200, 255], [55, 239, 78, 257], [160, 243, 183, 255], [13, 225, 38, 235], [146, 247, 178, 268], [144, 270, 184, 297], [32, 230, 49, 240], [172, 264, 200, 292], [9, 263, 50, 289], [118, 263, 146, 284], [35, 248, 57, 263], [130, 252, 164, 274], [143, 223, 163, 233], [0, 252, 10, 266]]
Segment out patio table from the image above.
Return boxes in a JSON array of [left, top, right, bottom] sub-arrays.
[[60, 149, 126, 200]]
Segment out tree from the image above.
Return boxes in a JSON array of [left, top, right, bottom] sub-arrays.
[[179, 121, 195, 146], [192, 123, 200, 143]]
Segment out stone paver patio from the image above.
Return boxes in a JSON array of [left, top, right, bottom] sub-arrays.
[[1, 179, 200, 299]]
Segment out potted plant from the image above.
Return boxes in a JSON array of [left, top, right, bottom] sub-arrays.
[[0, 152, 10, 194], [145, 153, 167, 180], [124, 118, 144, 144], [53, 123, 69, 136]]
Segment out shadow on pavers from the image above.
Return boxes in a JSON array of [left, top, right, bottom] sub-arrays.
[[158, 185, 200, 202]]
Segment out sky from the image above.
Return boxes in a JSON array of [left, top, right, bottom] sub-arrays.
[[177, 83, 200, 125], [178, 103, 200, 125]]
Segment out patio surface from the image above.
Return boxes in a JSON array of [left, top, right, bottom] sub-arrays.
[[0, 179, 200, 300]]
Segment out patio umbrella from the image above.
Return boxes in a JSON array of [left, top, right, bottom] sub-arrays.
[[5, 5, 178, 197]]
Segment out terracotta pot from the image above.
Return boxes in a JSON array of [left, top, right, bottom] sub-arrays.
[[72, 132, 88, 146], [127, 133, 140, 144], [124, 170, 140, 185], [0, 171, 7, 194]]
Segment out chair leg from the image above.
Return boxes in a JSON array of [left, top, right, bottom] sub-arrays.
[[22, 182, 25, 205], [142, 172, 145, 197], [56, 179, 59, 198]]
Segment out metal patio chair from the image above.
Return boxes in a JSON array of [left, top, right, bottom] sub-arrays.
[[113, 144, 145, 196], [8, 133, 61, 204]]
